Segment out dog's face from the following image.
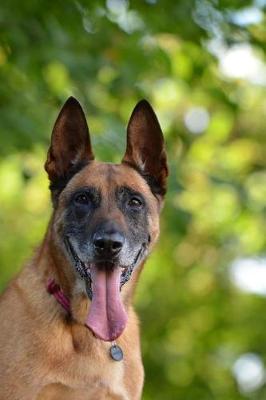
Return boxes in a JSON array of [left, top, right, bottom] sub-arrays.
[[45, 97, 168, 341]]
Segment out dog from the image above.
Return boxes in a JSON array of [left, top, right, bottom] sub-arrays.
[[0, 97, 168, 399]]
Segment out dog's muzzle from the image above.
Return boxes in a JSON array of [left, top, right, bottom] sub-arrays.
[[64, 237, 147, 300]]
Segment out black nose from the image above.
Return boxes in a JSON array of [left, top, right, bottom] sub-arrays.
[[93, 231, 125, 258]]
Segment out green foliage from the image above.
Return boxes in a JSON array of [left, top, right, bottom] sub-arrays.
[[0, 0, 265, 398]]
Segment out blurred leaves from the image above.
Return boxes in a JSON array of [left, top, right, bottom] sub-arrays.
[[0, 0, 266, 399]]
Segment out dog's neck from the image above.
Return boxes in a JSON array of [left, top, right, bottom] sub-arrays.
[[37, 218, 73, 295]]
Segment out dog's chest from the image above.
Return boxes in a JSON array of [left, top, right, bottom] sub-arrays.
[[38, 358, 128, 399], [45, 337, 128, 399], [37, 379, 129, 400]]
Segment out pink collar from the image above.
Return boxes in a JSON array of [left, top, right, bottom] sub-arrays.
[[46, 278, 70, 313]]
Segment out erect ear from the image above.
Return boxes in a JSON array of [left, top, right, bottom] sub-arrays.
[[45, 97, 94, 185], [122, 100, 168, 197]]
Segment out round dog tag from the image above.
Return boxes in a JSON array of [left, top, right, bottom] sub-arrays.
[[110, 344, 123, 361]]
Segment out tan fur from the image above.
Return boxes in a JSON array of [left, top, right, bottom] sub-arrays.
[[0, 161, 162, 400]]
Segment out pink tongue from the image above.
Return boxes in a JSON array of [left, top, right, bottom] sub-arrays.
[[85, 265, 128, 341]]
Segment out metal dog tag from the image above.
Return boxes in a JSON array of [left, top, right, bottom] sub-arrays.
[[110, 344, 123, 361]]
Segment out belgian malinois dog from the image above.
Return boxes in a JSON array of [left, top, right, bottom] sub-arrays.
[[0, 97, 168, 399]]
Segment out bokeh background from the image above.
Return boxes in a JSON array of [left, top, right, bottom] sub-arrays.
[[0, 0, 266, 398]]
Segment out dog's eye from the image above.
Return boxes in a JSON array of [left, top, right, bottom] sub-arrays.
[[74, 193, 90, 205], [127, 197, 143, 208]]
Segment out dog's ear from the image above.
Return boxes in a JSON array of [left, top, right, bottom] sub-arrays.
[[122, 100, 168, 197], [45, 97, 94, 184]]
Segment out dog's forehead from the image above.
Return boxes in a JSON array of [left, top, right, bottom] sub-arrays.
[[65, 161, 153, 198]]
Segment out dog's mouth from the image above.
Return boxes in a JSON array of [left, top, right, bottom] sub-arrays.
[[64, 238, 144, 342], [64, 238, 137, 299]]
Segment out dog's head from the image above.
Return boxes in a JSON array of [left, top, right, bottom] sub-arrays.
[[45, 97, 168, 341]]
